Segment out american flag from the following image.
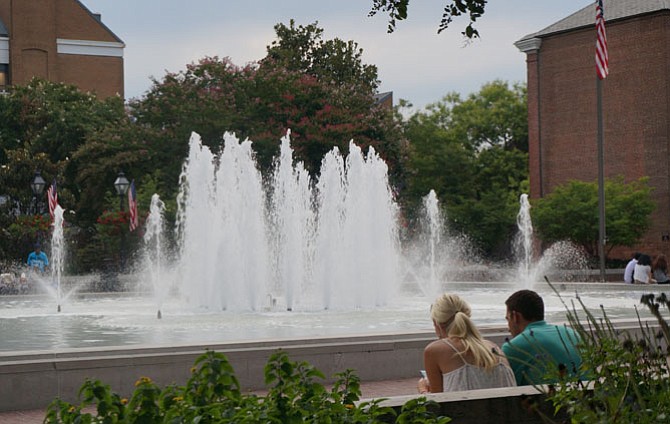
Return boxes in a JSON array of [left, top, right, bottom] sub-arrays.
[[47, 180, 58, 220], [595, 0, 608, 79], [128, 180, 139, 232]]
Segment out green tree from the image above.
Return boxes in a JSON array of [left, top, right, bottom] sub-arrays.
[[401, 81, 528, 256], [369, 0, 487, 37], [445, 81, 528, 152], [0, 79, 128, 265], [0, 78, 127, 214], [452, 147, 528, 254], [264, 20, 380, 94], [532, 177, 655, 259]]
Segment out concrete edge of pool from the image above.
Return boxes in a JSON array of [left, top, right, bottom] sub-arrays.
[[0, 318, 653, 413]]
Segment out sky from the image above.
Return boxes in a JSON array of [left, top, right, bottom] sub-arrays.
[[84, 0, 593, 111]]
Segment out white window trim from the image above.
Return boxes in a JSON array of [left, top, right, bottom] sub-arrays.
[[57, 38, 124, 57], [0, 37, 8, 64]]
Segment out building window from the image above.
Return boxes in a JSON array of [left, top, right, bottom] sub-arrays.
[[0, 64, 8, 90]]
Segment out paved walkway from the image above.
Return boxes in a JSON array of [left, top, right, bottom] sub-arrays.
[[0, 377, 418, 423]]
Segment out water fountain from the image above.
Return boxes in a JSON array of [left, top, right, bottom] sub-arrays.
[[0, 132, 662, 412], [143, 194, 166, 319], [512, 193, 588, 287], [174, 131, 399, 312], [0, 132, 653, 353], [47, 205, 64, 312], [515, 193, 534, 288], [402, 190, 451, 298]]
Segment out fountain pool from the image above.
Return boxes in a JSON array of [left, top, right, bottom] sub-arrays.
[[0, 282, 657, 353]]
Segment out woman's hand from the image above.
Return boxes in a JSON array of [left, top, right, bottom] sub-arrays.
[[418, 377, 431, 394]]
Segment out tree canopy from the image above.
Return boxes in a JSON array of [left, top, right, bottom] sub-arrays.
[[532, 177, 655, 258], [0, 79, 127, 219], [130, 21, 405, 188], [401, 80, 528, 256], [0, 21, 408, 270]]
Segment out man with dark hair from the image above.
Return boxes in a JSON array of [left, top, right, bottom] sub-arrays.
[[502, 290, 581, 386], [624, 252, 641, 284]]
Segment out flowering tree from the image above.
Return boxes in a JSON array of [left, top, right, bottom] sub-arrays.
[[129, 21, 406, 185]]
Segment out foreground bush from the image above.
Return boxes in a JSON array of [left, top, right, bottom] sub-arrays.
[[44, 350, 451, 423], [543, 290, 670, 423]]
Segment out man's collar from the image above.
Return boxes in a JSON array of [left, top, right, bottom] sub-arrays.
[[525, 320, 547, 329]]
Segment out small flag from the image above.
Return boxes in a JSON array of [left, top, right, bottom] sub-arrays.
[[595, 0, 608, 79], [128, 180, 139, 232], [47, 180, 58, 220]]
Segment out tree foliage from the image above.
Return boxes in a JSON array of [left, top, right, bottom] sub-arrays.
[[0, 22, 409, 271], [0, 79, 127, 216], [0, 79, 132, 266], [401, 80, 528, 256], [443, 81, 528, 152], [532, 177, 655, 258], [130, 21, 405, 186], [369, 0, 487, 37], [264, 20, 380, 93]]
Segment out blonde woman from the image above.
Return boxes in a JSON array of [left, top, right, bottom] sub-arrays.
[[418, 293, 516, 393]]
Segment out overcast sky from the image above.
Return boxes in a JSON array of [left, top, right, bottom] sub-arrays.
[[84, 1, 593, 111]]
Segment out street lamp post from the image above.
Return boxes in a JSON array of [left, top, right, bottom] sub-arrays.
[[30, 170, 46, 215], [114, 172, 130, 271]]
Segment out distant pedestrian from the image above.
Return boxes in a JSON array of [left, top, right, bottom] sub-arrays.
[[623, 252, 640, 284], [652, 254, 670, 284], [27, 242, 49, 274], [633, 254, 653, 284]]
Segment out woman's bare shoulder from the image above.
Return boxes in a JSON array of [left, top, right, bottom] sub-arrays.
[[425, 338, 458, 354]]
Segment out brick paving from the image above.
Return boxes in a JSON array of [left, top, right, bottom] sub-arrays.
[[0, 377, 418, 424]]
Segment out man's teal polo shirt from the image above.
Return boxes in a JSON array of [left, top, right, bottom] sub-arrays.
[[502, 320, 582, 386]]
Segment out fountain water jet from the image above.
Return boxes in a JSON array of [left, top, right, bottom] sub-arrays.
[[51, 205, 65, 312], [175, 132, 399, 312], [143, 194, 166, 319], [512, 194, 589, 287], [424, 191, 443, 282], [514, 194, 534, 288]]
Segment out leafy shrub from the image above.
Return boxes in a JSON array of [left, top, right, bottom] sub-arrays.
[[543, 290, 670, 423], [44, 350, 451, 423]]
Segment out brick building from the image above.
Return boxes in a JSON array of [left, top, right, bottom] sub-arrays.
[[0, 0, 124, 98], [516, 1, 670, 259]]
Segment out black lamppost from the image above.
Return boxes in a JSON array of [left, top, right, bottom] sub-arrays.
[[114, 171, 130, 211], [113, 172, 130, 270], [30, 170, 46, 215]]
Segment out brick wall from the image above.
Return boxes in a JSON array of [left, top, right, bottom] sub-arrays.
[[58, 54, 123, 98], [527, 12, 670, 259], [0, 0, 123, 98]]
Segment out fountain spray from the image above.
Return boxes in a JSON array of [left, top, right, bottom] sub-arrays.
[[144, 194, 166, 319], [514, 194, 534, 288], [51, 205, 65, 312]]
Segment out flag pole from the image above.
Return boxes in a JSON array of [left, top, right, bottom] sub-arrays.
[[597, 77, 606, 282], [595, 0, 608, 282]]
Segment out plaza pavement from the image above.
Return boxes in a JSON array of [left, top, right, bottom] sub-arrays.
[[0, 377, 418, 424]]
